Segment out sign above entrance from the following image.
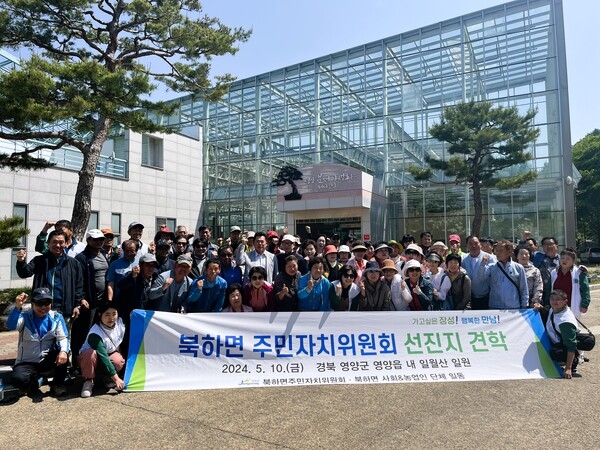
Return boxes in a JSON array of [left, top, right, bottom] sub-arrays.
[[276, 163, 384, 212]]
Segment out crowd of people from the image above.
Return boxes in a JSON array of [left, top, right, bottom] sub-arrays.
[[8, 221, 592, 401]]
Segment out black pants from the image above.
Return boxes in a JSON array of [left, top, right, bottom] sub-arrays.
[[70, 307, 96, 365], [471, 295, 489, 310], [11, 349, 68, 390], [549, 343, 579, 370]]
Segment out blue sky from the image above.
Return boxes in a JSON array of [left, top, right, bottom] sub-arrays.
[[197, 0, 599, 144]]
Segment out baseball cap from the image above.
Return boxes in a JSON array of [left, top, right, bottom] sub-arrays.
[[448, 234, 461, 244], [176, 254, 193, 267], [230, 226, 242, 232], [128, 221, 144, 231], [85, 229, 105, 240], [282, 234, 296, 243], [101, 228, 116, 238], [156, 239, 171, 248], [33, 287, 53, 302], [139, 253, 158, 265]]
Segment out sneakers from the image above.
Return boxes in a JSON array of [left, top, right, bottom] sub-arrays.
[[105, 380, 117, 389], [81, 380, 94, 398], [51, 385, 68, 397]]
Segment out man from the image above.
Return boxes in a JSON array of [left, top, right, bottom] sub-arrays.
[[148, 254, 199, 312], [228, 226, 243, 249], [218, 245, 243, 286], [190, 238, 210, 279], [483, 240, 529, 309], [155, 239, 175, 273], [461, 235, 496, 310], [277, 234, 308, 275], [16, 230, 84, 319], [419, 231, 433, 257], [126, 221, 148, 257], [533, 236, 560, 305], [330, 233, 341, 249], [235, 231, 278, 283], [101, 228, 119, 263], [170, 235, 190, 260], [480, 237, 495, 255], [35, 219, 86, 257], [186, 258, 227, 312], [106, 239, 138, 302], [448, 234, 465, 256], [73, 229, 110, 362], [7, 288, 69, 400], [116, 253, 160, 359], [198, 225, 219, 256]]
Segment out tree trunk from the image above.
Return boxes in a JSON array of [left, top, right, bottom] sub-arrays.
[[471, 181, 483, 237], [71, 118, 111, 240]]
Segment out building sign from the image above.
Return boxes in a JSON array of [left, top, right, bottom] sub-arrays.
[[124, 309, 560, 392]]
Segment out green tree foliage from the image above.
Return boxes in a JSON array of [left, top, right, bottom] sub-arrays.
[[409, 100, 539, 236], [572, 129, 600, 245], [0, 216, 29, 250], [0, 0, 251, 238]]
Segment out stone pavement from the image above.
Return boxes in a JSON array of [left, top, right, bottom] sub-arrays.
[[1, 288, 599, 449]]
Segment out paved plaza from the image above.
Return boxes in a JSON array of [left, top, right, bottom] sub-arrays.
[[1, 288, 599, 449]]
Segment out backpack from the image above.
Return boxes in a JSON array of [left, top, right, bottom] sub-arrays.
[[436, 273, 465, 311]]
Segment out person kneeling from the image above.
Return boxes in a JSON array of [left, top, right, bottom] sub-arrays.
[[77, 303, 126, 397], [7, 288, 69, 401]]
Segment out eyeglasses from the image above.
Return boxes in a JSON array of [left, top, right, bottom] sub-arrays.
[[34, 301, 51, 307], [251, 275, 264, 281], [91, 237, 105, 242], [407, 268, 421, 273], [426, 259, 439, 264], [342, 273, 356, 279]]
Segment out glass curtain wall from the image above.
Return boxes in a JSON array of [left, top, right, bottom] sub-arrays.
[[183, 0, 569, 243]]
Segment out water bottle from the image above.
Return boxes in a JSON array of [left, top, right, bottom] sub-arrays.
[[0, 378, 4, 402]]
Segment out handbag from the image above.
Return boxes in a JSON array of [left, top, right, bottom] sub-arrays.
[[575, 319, 596, 351], [550, 314, 596, 351]]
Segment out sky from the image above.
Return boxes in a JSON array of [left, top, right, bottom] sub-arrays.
[[191, 0, 599, 145]]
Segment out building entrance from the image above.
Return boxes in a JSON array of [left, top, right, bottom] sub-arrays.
[[295, 217, 361, 243]]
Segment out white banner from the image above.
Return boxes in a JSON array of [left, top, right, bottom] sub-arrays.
[[123, 309, 560, 391]]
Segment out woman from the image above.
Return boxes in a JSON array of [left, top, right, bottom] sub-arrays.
[[539, 289, 580, 378], [348, 241, 368, 284], [78, 303, 126, 398], [402, 259, 434, 311], [515, 247, 542, 307], [324, 245, 342, 281], [329, 265, 361, 311], [302, 239, 317, 262], [273, 254, 301, 311], [222, 283, 253, 312], [243, 266, 273, 312], [381, 259, 412, 311], [438, 254, 471, 310], [364, 241, 375, 262], [316, 235, 327, 257], [425, 252, 445, 306], [549, 247, 590, 317], [358, 261, 392, 311], [298, 256, 332, 311]]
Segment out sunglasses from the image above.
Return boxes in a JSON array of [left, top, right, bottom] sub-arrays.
[[407, 267, 421, 273], [34, 301, 51, 307], [91, 237, 106, 242], [251, 275, 264, 281], [342, 273, 356, 279], [426, 259, 439, 264], [405, 250, 419, 256], [176, 242, 187, 246]]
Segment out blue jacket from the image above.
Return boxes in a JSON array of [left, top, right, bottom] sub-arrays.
[[298, 274, 332, 311], [7, 307, 69, 364], [186, 275, 227, 312]]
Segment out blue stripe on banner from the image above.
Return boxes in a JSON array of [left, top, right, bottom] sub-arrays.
[[519, 309, 550, 350], [124, 309, 155, 386]]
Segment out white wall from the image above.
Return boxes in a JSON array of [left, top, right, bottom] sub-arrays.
[[0, 128, 203, 289]]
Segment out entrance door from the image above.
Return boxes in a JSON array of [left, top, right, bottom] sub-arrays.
[[296, 217, 361, 242]]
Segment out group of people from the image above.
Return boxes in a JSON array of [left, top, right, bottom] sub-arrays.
[[8, 222, 591, 402]]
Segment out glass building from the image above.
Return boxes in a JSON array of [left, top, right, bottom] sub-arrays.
[[174, 0, 574, 245]]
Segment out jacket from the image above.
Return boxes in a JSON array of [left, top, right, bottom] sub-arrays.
[[16, 252, 84, 315], [7, 307, 69, 364]]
